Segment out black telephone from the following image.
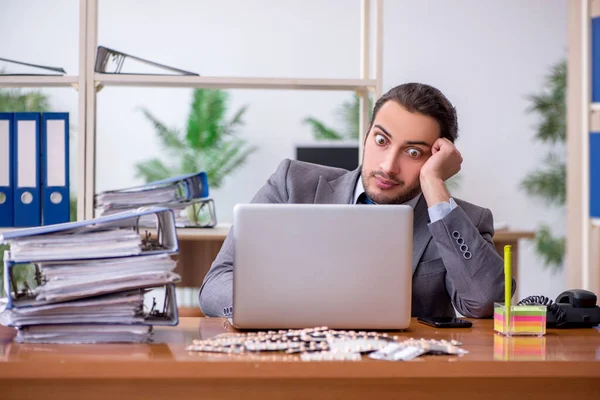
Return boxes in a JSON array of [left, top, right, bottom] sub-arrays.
[[517, 289, 600, 328]]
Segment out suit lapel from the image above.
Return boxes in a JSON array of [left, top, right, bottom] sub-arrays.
[[314, 167, 361, 204], [411, 195, 433, 275]]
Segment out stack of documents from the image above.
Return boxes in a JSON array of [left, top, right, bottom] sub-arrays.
[[0, 207, 181, 344], [95, 172, 217, 228]]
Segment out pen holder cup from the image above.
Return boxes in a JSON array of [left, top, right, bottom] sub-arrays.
[[493, 303, 546, 336]]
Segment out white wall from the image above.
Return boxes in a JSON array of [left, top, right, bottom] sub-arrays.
[[0, 0, 568, 300]]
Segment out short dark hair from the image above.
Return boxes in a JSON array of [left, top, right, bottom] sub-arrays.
[[368, 83, 458, 143]]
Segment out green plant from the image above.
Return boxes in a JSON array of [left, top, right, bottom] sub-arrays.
[[303, 93, 372, 141], [520, 59, 566, 270], [0, 88, 50, 112], [135, 88, 256, 189]]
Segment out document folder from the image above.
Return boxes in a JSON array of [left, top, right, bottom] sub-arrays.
[[0, 57, 66, 76], [0, 113, 14, 227], [41, 113, 70, 225], [96, 171, 209, 207], [13, 113, 41, 227], [95, 46, 198, 76], [2, 270, 179, 326], [0, 206, 179, 262], [95, 172, 214, 227]]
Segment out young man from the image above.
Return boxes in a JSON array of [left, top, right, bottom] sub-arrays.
[[199, 83, 511, 319]]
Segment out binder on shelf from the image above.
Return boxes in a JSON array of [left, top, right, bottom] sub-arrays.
[[591, 133, 600, 218], [41, 113, 70, 225], [0, 57, 66, 76], [94, 46, 199, 76], [0, 113, 14, 227], [13, 112, 41, 227], [593, 17, 600, 103]]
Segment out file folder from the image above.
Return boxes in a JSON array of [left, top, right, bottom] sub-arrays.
[[95, 46, 199, 76], [41, 113, 70, 225], [0, 113, 14, 227], [0, 206, 179, 261], [13, 113, 41, 227], [1, 265, 180, 326], [96, 171, 209, 207]]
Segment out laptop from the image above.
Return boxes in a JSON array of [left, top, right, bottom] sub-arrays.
[[232, 203, 413, 330]]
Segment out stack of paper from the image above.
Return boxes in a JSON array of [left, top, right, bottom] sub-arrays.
[[8, 229, 142, 262], [16, 325, 153, 344], [0, 207, 181, 344], [95, 172, 217, 228]]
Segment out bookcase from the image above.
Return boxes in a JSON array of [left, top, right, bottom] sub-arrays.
[[0, 0, 384, 225], [0, 0, 384, 312], [566, 0, 600, 297]]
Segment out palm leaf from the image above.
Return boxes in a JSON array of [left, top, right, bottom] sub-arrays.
[[534, 224, 565, 268], [525, 59, 566, 144], [213, 140, 257, 186], [186, 89, 228, 149], [302, 117, 344, 140], [139, 108, 186, 152], [134, 158, 173, 182], [334, 93, 371, 140], [0, 89, 50, 112], [139, 88, 254, 192], [520, 58, 567, 271], [520, 153, 566, 206], [180, 151, 201, 176], [223, 105, 248, 136]]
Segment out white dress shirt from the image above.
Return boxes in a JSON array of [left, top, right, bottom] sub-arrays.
[[353, 177, 457, 222]]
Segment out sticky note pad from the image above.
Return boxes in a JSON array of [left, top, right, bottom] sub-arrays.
[[494, 303, 546, 336]]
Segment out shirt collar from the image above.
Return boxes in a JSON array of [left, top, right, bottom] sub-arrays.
[[353, 175, 421, 208]]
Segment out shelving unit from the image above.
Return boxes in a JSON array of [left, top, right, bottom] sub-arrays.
[[0, 0, 384, 314], [82, 0, 384, 223], [567, 0, 600, 296], [0, 0, 384, 228]]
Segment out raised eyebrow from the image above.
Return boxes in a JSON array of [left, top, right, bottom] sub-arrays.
[[404, 140, 431, 147], [373, 124, 392, 139]]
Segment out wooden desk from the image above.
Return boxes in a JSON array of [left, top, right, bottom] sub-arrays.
[[1, 317, 598, 400]]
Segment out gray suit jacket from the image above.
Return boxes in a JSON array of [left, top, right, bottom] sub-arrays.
[[199, 159, 513, 318]]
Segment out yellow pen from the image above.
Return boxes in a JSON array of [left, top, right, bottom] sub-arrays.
[[504, 245, 512, 334]]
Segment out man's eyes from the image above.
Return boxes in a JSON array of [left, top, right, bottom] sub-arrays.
[[407, 148, 423, 158], [374, 134, 424, 158], [374, 134, 388, 145]]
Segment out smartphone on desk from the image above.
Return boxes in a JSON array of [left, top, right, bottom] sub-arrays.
[[417, 316, 473, 328]]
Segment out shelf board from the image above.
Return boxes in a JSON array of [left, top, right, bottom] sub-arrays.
[[95, 74, 376, 91], [0, 75, 79, 88], [591, 103, 600, 111]]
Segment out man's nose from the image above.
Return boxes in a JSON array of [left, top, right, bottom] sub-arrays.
[[379, 152, 400, 175]]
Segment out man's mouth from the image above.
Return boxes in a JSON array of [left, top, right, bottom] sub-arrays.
[[375, 176, 399, 190]]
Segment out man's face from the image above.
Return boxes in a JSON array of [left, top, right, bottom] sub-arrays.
[[361, 101, 441, 204]]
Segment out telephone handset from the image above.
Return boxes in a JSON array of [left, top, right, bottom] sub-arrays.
[[517, 289, 600, 328]]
